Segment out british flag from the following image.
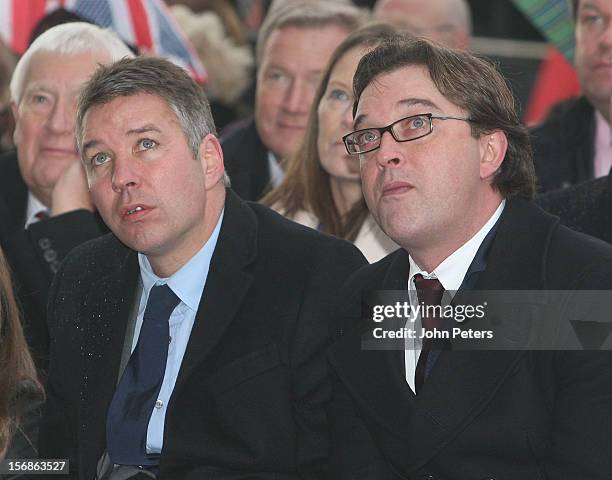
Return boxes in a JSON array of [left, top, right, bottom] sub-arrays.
[[0, 0, 207, 83]]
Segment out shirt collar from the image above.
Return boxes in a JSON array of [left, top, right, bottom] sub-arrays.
[[25, 191, 48, 228], [408, 200, 505, 292], [593, 109, 612, 178], [138, 210, 224, 311], [267, 151, 285, 188]]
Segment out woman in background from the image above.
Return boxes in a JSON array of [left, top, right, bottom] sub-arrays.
[[0, 247, 42, 460], [263, 23, 399, 262]]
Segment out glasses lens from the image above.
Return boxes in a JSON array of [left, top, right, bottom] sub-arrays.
[[347, 129, 380, 154], [393, 115, 430, 141]]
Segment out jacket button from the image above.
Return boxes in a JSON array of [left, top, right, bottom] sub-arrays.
[[44, 249, 57, 262]]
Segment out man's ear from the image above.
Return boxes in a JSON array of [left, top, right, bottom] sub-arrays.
[[199, 134, 225, 190], [479, 130, 507, 181]]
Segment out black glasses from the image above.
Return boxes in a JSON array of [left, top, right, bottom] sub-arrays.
[[343, 113, 473, 155]]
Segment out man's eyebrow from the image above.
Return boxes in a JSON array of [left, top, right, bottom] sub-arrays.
[[126, 125, 161, 135], [23, 82, 54, 95], [397, 98, 440, 111], [353, 113, 368, 130], [82, 125, 162, 153], [579, 2, 600, 12], [353, 98, 442, 130], [83, 139, 102, 152]]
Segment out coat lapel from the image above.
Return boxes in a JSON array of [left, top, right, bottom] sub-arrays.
[[330, 249, 416, 443], [397, 199, 559, 472], [332, 199, 561, 474], [173, 191, 256, 393]]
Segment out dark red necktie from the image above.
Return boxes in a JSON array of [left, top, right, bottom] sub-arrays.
[[35, 210, 49, 221], [413, 273, 445, 394]]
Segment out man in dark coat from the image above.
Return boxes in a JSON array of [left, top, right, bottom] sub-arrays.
[[0, 23, 133, 370], [38, 57, 366, 480], [535, 81, 612, 244], [329, 37, 612, 480], [530, 0, 611, 193]]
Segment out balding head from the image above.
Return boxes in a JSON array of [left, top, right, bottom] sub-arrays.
[[373, 0, 471, 49]]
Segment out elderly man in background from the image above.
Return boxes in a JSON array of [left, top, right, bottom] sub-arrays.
[[0, 23, 133, 370], [221, 0, 366, 201], [373, 0, 472, 49], [531, 0, 611, 192]]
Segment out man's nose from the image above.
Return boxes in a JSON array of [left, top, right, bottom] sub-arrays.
[[111, 155, 140, 193], [47, 100, 74, 135], [283, 78, 312, 115], [375, 131, 403, 167]]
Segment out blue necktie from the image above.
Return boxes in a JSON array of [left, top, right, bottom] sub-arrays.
[[106, 284, 180, 466]]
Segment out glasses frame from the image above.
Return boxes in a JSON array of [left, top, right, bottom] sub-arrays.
[[343, 113, 473, 155]]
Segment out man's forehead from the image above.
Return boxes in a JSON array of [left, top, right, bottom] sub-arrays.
[[377, 0, 451, 21], [357, 66, 436, 106], [23, 50, 106, 89], [83, 94, 175, 132], [264, 23, 346, 57]]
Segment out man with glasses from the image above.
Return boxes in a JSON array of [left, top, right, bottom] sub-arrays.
[[328, 37, 612, 479]]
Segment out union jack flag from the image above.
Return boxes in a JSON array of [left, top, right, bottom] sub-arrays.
[[0, 0, 207, 83]]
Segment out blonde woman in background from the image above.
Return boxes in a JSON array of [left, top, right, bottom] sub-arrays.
[[263, 23, 399, 262], [0, 247, 43, 461]]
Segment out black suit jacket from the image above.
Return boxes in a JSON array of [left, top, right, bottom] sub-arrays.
[[38, 191, 367, 480], [0, 151, 105, 370], [328, 198, 612, 480], [537, 170, 612, 244], [220, 117, 272, 201], [531, 96, 597, 193]]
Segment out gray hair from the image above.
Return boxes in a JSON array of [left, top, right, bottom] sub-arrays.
[[10, 22, 133, 105], [256, 0, 368, 66], [76, 56, 230, 187]]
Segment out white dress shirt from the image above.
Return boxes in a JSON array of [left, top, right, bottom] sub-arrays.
[[25, 192, 49, 228], [267, 151, 285, 188], [404, 200, 505, 393]]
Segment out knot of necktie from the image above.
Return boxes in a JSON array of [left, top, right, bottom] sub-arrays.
[[413, 273, 444, 329]]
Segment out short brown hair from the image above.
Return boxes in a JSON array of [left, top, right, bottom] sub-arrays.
[[353, 36, 536, 199]]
